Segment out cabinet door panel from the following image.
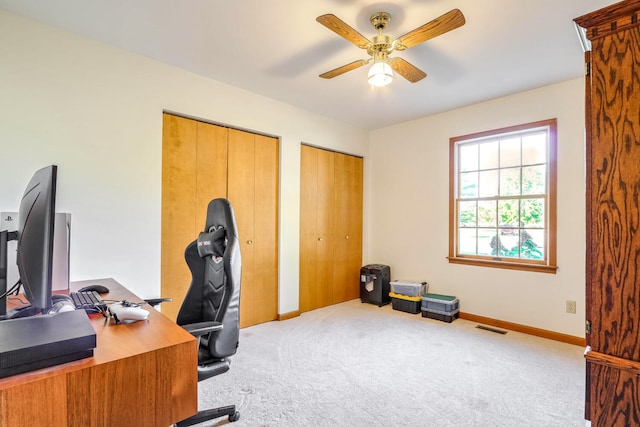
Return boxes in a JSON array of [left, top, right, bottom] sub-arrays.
[[589, 363, 640, 426], [588, 29, 640, 360]]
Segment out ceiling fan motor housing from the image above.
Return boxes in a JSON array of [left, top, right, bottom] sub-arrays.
[[370, 12, 391, 30]]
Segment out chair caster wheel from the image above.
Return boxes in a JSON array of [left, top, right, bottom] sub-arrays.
[[229, 411, 240, 422]]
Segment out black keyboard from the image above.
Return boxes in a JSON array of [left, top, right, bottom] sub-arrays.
[[70, 290, 107, 313]]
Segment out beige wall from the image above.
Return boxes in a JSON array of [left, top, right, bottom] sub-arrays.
[[0, 10, 368, 313], [0, 9, 587, 337], [368, 78, 586, 337]]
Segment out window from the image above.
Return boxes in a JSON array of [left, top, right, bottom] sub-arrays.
[[448, 119, 557, 273]]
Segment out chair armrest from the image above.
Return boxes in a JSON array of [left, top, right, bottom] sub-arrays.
[[144, 297, 173, 307], [181, 321, 223, 338]]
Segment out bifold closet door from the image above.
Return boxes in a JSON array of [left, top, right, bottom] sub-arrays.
[[299, 145, 335, 312], [161, 114, 227, 321], [299, 146, 362, 312], [227, 129, 279, 328], [333, 152, 363, 303]]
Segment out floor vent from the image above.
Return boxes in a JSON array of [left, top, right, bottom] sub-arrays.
[[476, 325, 508, 335]]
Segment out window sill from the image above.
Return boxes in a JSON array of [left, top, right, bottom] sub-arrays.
[[447, 256, 558, 274]]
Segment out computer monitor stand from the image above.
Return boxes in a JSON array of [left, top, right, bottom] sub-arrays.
[[0, 230, 19, 320]]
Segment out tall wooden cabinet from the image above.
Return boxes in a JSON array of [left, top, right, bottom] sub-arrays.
[[161, 113, 278, 328], [575, 2, 640, 425], [299, 145, 363, 313]]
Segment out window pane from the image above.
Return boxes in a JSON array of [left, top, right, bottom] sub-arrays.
[[500, 168, 521, 196], [459, 201, 477, 227], [522, 133, 546, 165], [459, 143, 478, 172], [458, 228, 477, 255], [460, 172, 478, 198], [498, 231, 520, 258], [519, 229, 545, 260], [478, 200, 497, 227], [520, 198, 545, 228], [476, 228, 496, 256], [479, 141, 499, 170], [500, 137, 521, 167], [479, 170, 499, 198], [522, 165, 546, 195], [498, 199, 519, 227]]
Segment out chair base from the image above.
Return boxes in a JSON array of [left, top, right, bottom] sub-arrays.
[[176, 405, 239, 426]]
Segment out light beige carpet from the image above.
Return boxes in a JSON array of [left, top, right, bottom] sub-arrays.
[[197, 299, 585, 426]]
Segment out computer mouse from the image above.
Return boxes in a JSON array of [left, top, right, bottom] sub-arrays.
[[77, 284, 110, 294], [48, 299, 75, 314]]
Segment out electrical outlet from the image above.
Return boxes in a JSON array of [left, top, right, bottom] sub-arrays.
[[566, 300, 576, 314]]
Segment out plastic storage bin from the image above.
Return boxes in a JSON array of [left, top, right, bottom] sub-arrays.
[[421, 293, 459, 313], [389, 292, 421, 314], [421, 308, 459, 323], [389, 281, 428, 297]]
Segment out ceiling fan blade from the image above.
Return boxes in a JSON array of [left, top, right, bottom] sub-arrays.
[[317, 14, 371, 49], [395, 9, 465, 50], [320, 60, 369, 79], [389, 58, 427, 83]]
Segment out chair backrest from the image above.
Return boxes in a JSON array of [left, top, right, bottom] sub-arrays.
[[177, 198, 241, 359]]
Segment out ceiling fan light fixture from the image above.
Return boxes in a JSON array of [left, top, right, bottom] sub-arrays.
[[368, 60, 393, 87]]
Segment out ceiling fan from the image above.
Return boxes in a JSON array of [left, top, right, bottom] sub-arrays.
[[316, 9, 465, 86]]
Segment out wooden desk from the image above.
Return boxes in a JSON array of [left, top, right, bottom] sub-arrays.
[[0, 278, 197, 427]]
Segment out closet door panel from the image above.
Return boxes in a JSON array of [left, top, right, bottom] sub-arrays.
[[333, 152, 363, 303], [228, 130, 278, 327], [195, 122, 228, 230], [251, 134, 279, 324], [161, 114, 198, 321], [299, 146, 334, 312], [228, 129, 257, 327], [163, 116, 279, 326]]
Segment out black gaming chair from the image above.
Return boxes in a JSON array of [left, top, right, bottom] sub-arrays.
[[175, 198, 242, 426]]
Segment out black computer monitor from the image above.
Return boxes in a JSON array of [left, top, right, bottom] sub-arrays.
[[0, 165, 57, 319]]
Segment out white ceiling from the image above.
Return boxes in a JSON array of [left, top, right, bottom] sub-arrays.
[[0, 0, 616, 130]]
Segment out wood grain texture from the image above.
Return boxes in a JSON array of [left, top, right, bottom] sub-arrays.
[[588, 24, 640, 361], [247, 133, 279, 326], [195, 121, 228, 231], [578, 1, 640, 424], [227, 129, 279, 328], [589, 363, 640, 427], [161, 114, 198, 321], [333, 152, 363, 303], [162, 116, 279, 328], [299, 147, 362, 310], [299, 146, 335, 312], [0, 376, 67, 426], [0, 279, 197, 427]]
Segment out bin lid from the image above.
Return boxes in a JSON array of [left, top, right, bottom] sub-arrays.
[[423, 293, 457, 302]]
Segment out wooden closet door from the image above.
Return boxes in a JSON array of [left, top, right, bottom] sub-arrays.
[[299, 146, 335, 312], [333, 152, 363, 303], [228, 129, 278, 328], [161, 114, 227, 321]]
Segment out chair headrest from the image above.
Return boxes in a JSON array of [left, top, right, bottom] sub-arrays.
[[196, 226, 226, 258]]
